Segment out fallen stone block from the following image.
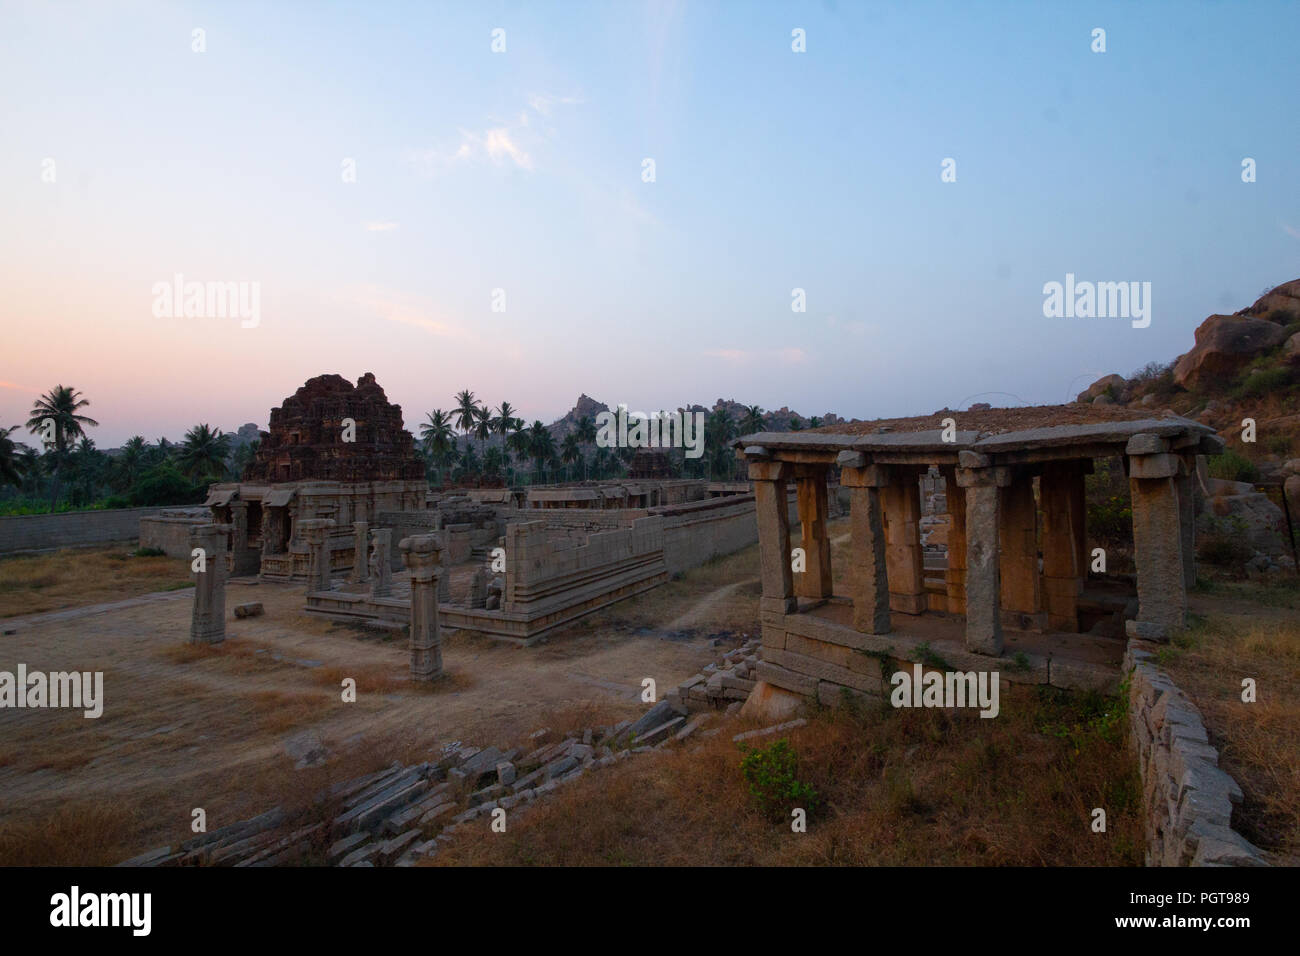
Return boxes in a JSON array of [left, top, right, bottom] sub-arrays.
[[733, 718, 808, 743], [338, 842, 382, 867], [418, 802, 457, 827], [634, 716, 685, 746], [496, 762, 517, 786], [380, 829, 422, 865], [233, 602, 264, 619], [327, 832, 369, 863]]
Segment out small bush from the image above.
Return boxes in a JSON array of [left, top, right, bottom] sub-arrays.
[[133, 547, 166, 557], [739, 738, 820, 820], [1234, 365, 1295, 400], [1206, 451, 1258, 484], [1197, 516, 1253, 566]]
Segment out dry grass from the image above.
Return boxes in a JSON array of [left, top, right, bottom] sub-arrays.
[[1160, 598, 1300, 862], [431, 684, 1143, 867], [0, 546, 191, 618]]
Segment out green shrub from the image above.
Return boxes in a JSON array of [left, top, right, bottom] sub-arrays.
[[1206, 451, 1258, 484], [1235, 365, 1295, 399], [1197, 515, 1253, 566], [1085, 459, 1132, 545], [739, 738, 820, 820]]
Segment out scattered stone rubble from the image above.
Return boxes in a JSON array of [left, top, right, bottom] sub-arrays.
[[671, 634, 762, 712], [117, 694, 734, 868], [1124, 639, 1269, 867]]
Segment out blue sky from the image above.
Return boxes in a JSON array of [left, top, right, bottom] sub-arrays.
[[1, 0, 1297, 445]]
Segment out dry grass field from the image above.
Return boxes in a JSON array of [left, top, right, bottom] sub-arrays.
[[0, 546, 192, 618], [1163, 578, 1300, 864], [10, 535, 1285, 867]]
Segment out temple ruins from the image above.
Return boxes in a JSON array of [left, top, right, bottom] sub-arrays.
[[735, 405, 1221, 705]]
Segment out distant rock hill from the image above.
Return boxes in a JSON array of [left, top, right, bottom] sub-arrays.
[[1075, 279, 1300, 482], [545, 395, 854, 437]]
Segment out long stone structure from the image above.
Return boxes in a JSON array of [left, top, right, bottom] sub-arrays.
[[736, 409, 1222, 705]]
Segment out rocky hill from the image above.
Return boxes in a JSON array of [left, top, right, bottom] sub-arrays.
[[546, 395, 853, 437], [1075, 279, 1300, 484]]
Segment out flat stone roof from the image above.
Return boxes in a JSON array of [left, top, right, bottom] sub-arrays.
[[734, 405, 1218, 459]]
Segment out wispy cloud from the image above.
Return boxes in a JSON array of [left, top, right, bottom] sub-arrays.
[[1284, 223, 1300, 240], [364, 221, 400, 232], [348, 286, 473, 342], [404, 92, 578, 177]]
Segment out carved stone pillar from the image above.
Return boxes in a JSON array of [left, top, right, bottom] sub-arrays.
[[400, 534, 444, 682], [189, 523, 231, 645], [956, 456, 1011, 655], [749, 459, 795, 616], [840, 455, 890, 634]]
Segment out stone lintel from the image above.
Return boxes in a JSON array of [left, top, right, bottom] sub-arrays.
[[1125, 433, 1168, 456], [748, 460, 792, 482], [743, 445, 770, 459], [836, 450, 867, 469], [840, 464, 890, 488], [1199, 433, 1226, 455], [1128, 453, 1178, 479], [954, 465, 1011, 488], [957, 450, 990, 469]]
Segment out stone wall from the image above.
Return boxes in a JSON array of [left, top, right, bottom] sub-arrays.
[[139, 508, 210, 557], [654, 492, 796, 576], [0, 506, 165, 555], [1124, 639, 1268, 866]]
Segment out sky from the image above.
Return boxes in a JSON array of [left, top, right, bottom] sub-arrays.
[[1, 0, 1298, 447]]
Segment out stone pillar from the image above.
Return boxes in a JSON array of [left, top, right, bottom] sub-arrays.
[[956, 456, 1010, 655], [881, 469, 926, 614], [262, 508, 287, 556], [749, 459, 796, 616], [400, 534, 444, 682], [1041, 461, 1086, 632], [940, 466, 966, 616], [794, 465, 833, 599], [299, 518, 336, 593], [998, 470, 1044, 629], [189, 523, 231, 645], [840, 456, 890, 634], [369, 528, 393, 597], [349, 521, 370, 586], [1127, 437, 1187, 636], [439, 546, 451, 602], [1175, 455, 1197, 589]]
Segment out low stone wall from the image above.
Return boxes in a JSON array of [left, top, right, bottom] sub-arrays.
[[1124, 639, 1268, 866], [139, 508, 210, 557], [0, 506, 166, 555]]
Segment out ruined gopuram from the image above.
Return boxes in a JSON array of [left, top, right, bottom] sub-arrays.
[[735, 406, 1221, 706], [203, 373, 427, 581]]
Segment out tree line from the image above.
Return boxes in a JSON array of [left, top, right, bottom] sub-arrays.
[[0, 386, 814, 512]]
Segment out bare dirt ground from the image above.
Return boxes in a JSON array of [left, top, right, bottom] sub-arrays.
[[0, 553, 744, 864]]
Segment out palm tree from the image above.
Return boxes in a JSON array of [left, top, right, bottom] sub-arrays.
[[704, 408, 736, 480], [0, 425, 25, 489], [527, 421, 555, 482], [453, 389, 481, 454], [420, 410, 456, 483], [495, 402, 521, 443], [176, 424, 231, 481], [26, 384, 99, 510], [561, 433, 582, 481], [591, 446, 612, 480], [483, 446, 504, 478], [740, 404, 765, 436], [114, 436, 147, 492], [473, 405, 495, 454]]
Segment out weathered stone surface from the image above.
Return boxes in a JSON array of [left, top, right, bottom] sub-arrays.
[[233, 602, 264, 619], [245, 373, 423, 483], [964, 483, 1002, 655], [1173, 315, 1289, 390], [1130, 476, 1187, 631], [1076, 373, 1126, 404]]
